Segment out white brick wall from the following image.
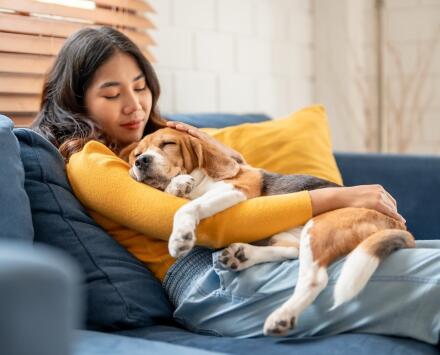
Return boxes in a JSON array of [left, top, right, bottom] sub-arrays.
[[382, 0, 440, 154], [315, 0, 440, 154], [149, 0, 314, 118]]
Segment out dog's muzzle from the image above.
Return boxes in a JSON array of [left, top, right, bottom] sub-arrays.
[[130, 154, 170, 191], [135, 155, 153, 170]]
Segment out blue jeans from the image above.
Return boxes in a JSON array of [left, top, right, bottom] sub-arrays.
[[167, 241, 440, 344]]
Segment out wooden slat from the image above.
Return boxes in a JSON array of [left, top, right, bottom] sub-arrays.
[[0, 95, 40, 112], [0, 13, 155, 46], [142, 49, 156, 63], [0, 73, 44, 94], [0, 12, 83, 38], [0, 32, 64, 55], [0, 0, 155, 29], [0, 53, 54, 74], [0, 32, 153, 62], [0, 49, 154, 79], [95, 0, 155, 13]]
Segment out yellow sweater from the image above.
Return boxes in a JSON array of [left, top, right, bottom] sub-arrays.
[[66, 141, 313, 281]]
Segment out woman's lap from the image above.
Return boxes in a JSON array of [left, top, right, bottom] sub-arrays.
[[172, 240, 440, 343]]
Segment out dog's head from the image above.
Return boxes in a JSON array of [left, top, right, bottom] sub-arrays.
[[119, 127, 240, 190]]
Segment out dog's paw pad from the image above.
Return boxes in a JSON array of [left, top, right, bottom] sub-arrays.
[[169, 229, 196, 258], [181, 232, 193, 241], [218, 244, 250, 271], [166, 175, 195, 197], [263, 311, 296, 336]]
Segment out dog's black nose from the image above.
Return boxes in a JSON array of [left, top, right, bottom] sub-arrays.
[[135, 155, 152, 170]]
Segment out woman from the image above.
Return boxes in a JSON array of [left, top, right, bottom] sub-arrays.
[[32, 27, 440, 344]]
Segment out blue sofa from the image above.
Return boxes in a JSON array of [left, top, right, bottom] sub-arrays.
[[1, 112, 439, 355]]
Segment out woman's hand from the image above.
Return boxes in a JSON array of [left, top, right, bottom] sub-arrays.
[[166, 121, 245, 163], [309, 184, 406, 223]]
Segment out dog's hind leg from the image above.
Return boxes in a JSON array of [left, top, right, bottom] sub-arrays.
[[268, 226, 302, 247], [263, 220, 328, 336], [218, 227, 302, 271], [218, 243, 299, 271]]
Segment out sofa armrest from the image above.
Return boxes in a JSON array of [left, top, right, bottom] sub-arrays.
[[334, 152, 440, 240], [0, 241, 81, 355]]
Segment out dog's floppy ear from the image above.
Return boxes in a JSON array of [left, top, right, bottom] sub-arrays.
[[119, 142, 138, 162], [189, 137, 240, 180]]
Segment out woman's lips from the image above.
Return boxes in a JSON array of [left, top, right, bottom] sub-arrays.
[[120, 111, 146, 130], [120, 120, 142, 130]]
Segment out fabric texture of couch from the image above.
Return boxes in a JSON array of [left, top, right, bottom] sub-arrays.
[[15, 127, 173, 331], [1, 112, 439, 355]]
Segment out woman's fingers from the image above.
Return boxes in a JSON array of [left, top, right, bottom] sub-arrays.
[[166, 121, 208, 140], [379, 203, 406, 224], [167, 121, 196, 131], [377, 186, 404, 222], [166, 121, 240, 160], [379, 191, 406, 223], [383, 189, 397, 208]]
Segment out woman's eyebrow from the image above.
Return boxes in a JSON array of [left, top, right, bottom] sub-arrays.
[[99, 73, 145, 89]]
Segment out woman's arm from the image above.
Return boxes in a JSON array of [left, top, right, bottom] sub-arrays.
[[67, 141, 405, 250], [67, 141, 312, 249]]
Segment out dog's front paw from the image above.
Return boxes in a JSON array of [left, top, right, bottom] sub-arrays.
[[165, 175, 195, 197], [168, 221, 196, 258], [218, 243, 252, 271], [263, 308, 297, 336]]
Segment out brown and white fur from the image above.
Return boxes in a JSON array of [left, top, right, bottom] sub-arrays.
[[120, 127, 415, 336]]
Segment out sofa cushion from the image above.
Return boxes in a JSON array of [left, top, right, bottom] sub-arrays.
[[0, 115, 33, 242], [14, 128, 173, 331], [202, 105, 342, 185], [75, 330, 221, 355], [121, 325, 440, 355]]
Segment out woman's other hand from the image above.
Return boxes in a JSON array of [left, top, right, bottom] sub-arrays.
[[309, 185, 406, 223], [166, 121, 245, 163]]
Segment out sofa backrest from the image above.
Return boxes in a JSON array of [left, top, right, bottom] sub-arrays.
[[336, 152, 440, 239], [0, 115, 34, 242]]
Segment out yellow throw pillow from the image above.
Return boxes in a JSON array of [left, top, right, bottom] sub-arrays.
[[202, 105, 343, 185]]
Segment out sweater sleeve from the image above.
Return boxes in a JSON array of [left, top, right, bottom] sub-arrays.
[[67, 141, 312, 249]]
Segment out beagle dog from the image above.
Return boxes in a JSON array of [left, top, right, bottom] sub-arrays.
[[120, 127, 415, 336]]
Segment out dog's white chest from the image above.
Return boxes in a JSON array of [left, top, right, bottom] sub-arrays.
[[188, 169, 224, 199]]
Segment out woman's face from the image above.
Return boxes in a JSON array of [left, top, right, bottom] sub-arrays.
[[85, 51, 152, 149]]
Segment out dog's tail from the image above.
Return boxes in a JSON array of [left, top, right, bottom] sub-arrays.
[[331, 229, 415, 309]]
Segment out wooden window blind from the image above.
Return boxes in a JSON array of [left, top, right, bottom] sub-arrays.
[[0, 0, 156, 126]]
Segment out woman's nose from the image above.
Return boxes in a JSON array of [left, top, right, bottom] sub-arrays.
[[122, 90, 141, 115]]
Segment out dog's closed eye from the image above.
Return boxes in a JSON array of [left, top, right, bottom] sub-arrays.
[[160, 141, 177, 148]]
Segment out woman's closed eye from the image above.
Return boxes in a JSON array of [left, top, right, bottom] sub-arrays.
[[103, 94, 120, 100], [134, 85, 147, 92], [103, 86, 146, 99]]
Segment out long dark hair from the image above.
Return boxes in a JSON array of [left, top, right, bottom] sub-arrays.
[[31, 26, 166, 160]]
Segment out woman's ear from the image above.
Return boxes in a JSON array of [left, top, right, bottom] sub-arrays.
[[119, 142, 138, 162], [190, 137, 240, 180]]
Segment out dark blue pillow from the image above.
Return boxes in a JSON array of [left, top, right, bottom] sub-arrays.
[[164, 113, 270, 128], [0, 115, 33, 242], [14, 128, 173, 331]]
